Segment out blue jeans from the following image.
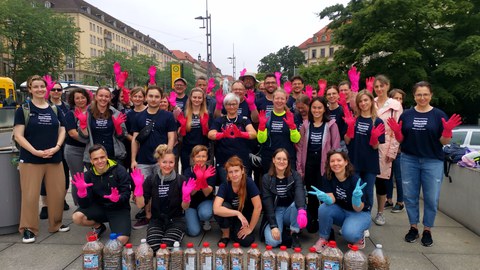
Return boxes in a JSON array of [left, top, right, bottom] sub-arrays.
[[401, 153, 443, 228], [185, 200, 213, 236], [357, 171, 376, 211], [264, 202, 300, 247], [387, 155, 403, 202], [318, 204, 371, 243]]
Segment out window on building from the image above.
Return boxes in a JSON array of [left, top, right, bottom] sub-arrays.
[[90, 48, 94, 57], [304, 52, 308, 60], [66, 57, 74, 69], [321, 35, 326, 41], [320, 48, 325, 58], [329, 47, 334, 57], [89, 22, 93, 31], [312, 49, 317, 59], [65, 74, 74, 82]]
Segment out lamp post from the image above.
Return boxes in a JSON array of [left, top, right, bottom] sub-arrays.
[[227, 43, 236, 79], [195, 0, 212, 78]]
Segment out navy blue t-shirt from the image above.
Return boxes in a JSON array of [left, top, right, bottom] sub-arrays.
[[294, 113, 304, 129], [14, 103, 65, 164], [132, 109, 176, 164], [399, 108, 447, 160], [328, 106, 346, 138], [126, 109, 144, 135], [216, 178, 260, 216], [260, 112, 297, 167], [64, 110, 86, 147], [275, 177, 292, 207], [348, 116, 385, 174], [176, 95, 189, 112], [287, 96, 296, 113], [89, 114, 115, 158], [256, 97, 274, 116], [308, 123, 325, 153], [183, 114, 208, 148], [212, 116, 252, 167], [183, 166, 216, 209], [221, 99, 252, 120], [322, 174, 370, 212]]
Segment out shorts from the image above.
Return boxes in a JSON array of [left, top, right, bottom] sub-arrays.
[[75, 203, 132, 236]]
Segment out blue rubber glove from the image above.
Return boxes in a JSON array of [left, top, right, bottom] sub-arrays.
[[308, 186, 333, 205], [352, 179, 367, 208]]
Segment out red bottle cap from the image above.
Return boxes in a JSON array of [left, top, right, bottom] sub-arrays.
[[280, 246, 287, 251], [266, 245, 273, 250], [87, 235, 97, 242], [328, 241, 337, 248], [160, 244, 167, 249], [348, 244, 358, 251], [309, 247, 316, 253], [294, 247, 302, 253], [233, 243, 240, 248], [203, 242, 210, 247], [187, 243, 194, 248], [218, 243, 226, 248], [251, 243, 258, 248], [125, 243, 132, 248]]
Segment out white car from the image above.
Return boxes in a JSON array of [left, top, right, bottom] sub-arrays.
[[451, 126, 480, 151]]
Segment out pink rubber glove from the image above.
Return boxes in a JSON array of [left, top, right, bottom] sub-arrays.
[[343, 108, 356, 139], [283, 111, 297, 130], [87, 90, 94, 101], [71, 172, 92, 198], [117, 71, 128, 89], [167, 91, 177, 107], [318, 79, 327, 97], [338, 92, 347, 108], [305, 85, 313, 100], [74, 107, 87, 129], [130, 168, 145, 197], [200, 113, 209, 136], [245, 89, 257, 111], [122, 88, 130, 104], [148, 65, 156, 85], [112, 113, 126, 135], [297, 209, 307, 229], [274, 72, 282, 86], [223, 125, 237, 139], [113, 62, 121, 81], [177, 113, 187, 136], [387, 117, 403, 142], [231, 124, 250, 139], [104, 187, 120, 203], [369, 123, 385, 147], [182, 178, 196, 203], [366, 77, 375, 93], [240, 68, 247, 77], [348, 66, 360, 92], [215, 89, 224, 110], [43, 75, 55, 99], [284, 81, 292, 95], [215, 130, 225, 140], [193, 164, 215, 190], [442, 114, 462, 138], [207, 77, 216, 94], [258, 110, 268, 131]]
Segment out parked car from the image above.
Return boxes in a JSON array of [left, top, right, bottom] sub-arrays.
[[451, 126, 480, 151]]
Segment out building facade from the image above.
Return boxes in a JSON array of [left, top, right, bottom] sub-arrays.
[[298, 26, 341, 66]]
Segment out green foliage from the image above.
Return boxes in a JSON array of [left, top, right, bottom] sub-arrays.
[[0, 0, 79, 84], [299, 61, 347, 88], [258, 46, 306, 79]]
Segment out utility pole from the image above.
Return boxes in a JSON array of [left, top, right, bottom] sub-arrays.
[[195, 0, 212, 78], [227, 43, 236, 79]]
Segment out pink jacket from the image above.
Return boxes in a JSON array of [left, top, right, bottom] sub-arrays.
[[375, 97, 403, 179], [296, 119, 341, 178]]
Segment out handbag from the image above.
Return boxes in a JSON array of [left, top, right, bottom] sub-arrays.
[[136, 118, 156, 143]]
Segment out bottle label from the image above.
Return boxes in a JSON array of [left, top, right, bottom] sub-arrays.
[[83, 254, 99, 268], [215, 257, 224, 270], [203, 256, 212, 270], [186, 257, 196, 270], [248, 258, 257, 270], [292, 262, 301, 270], [232, 257, 242, 270], [323, 260, 340, 270], [264, 259, 273, 270], [157, 258, 166, 270], [280, 261, 288, 270], [308, 262, 317, 270]]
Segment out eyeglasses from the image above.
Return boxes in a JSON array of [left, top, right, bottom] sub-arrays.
[[265, 81, 276, 85], [51, 88, 63, 92], [225, 103, 238, 107]]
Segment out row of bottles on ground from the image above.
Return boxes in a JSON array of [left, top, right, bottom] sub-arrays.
[[83, 235, 389, 270]]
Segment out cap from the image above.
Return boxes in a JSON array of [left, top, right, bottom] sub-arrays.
[[239, 72, 258, 82], [174, 77, 187, 85]]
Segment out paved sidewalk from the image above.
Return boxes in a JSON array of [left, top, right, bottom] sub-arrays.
[[0, 192, 479, 270]]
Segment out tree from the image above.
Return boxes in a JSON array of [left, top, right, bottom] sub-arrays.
[[276, 46, 306, 79], [320, 0, 480, 122], [0, 0, 79, 84], [257, 53, 280, 74], [299, 60, 346, 88]]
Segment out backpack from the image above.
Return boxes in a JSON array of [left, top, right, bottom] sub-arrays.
[[443, 143, 468, 182]]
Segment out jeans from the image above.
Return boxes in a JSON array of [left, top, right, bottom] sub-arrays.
[[64, 144, 86, 205], [264, 202, 300, 247], [387, 154, 403, 202], [318, 203, 371, 243], [401, 153, 443, 228], [137, 163, 158, 179], [357, 171, 376, 211], [185, 200, 213, 237]]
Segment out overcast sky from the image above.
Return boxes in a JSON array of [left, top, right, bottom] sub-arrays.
[[85, 0, 349, 77]]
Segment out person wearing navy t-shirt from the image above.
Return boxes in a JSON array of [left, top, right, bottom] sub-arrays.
[[131, 86, 176, 179], [294, 94, 310, 129], [311, 150, 371, 251], [256, 74, 277, 117], [173, 77, 189, 112], [213, 156, 262, 247], [216, 80, 259, 123], [286, 76, 305, 113], [387, 81, 462, 247], [326, 86, 347, 147], [124, 87, 146, 170], [13, 75, 70, 244], [345, 90, 385, 213]]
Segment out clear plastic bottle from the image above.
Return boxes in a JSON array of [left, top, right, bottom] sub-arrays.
[[156, 243, 170, 270], [83, 234, 104, 270], [262, 245, 276, 270], [247, 243, 261, 270], [185, 242, 198, 270], [200, 242, 213, 270], [135, 239, 154, 270], [321, 241, 343, 270], [344, 244, 367, 270], [305, 247, 320, 270], [121, 243, 135, 270], [368, 244, 390, 270], [171, 241, 184, 270], [276, 246, 290, 270], [291, 248, 304, 270], [103, 233, 122, 270], [215, 242, 229, 270], [229, 243, 243, 270]]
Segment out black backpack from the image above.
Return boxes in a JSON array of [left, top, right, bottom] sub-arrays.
[[443, 143, 467, 182]]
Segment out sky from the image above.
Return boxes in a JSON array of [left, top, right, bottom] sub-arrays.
[[85, 0, 349, 77]]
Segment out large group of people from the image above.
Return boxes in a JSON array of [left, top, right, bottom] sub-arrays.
[[13, 71, 461, 251]]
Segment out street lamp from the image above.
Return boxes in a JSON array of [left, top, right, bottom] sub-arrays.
[[227, 43, 236, 79], [195, 0, 212, 78]]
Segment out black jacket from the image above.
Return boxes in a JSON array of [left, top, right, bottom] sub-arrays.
[[143, 173, 186, 222]]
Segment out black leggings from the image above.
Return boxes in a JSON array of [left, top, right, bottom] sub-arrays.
[[214, 202, 255, 247], [305, 152, 322, 222], [375, 177, 388, 196]]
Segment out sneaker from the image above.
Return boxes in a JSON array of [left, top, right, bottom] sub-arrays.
[[92, 223, 107, 238], [39, 206, 48, 220], [313, 237, 328, 253], [22, 229, 35, 243], [364, 229, 370, 238], [391, 203, 405, 213], [384, 201, 394, 209], [57, 224, 70, 232], [291, 232, 301, 248], [132, 218, 149, 230], [421, 230, 434, 247], [355, 232, 366, 249], [373, 213, 386, 226], [405, 227, 419, 243], [203, 220, 212, 231], [135, 209, 146, 220], [64, 200, 70, 211]]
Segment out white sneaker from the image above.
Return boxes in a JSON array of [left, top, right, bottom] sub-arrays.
[[373, 213, 386, 226], [203, 220, 212, 231], [355, 232, 366, 249], [364, 229, 370, 238]]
